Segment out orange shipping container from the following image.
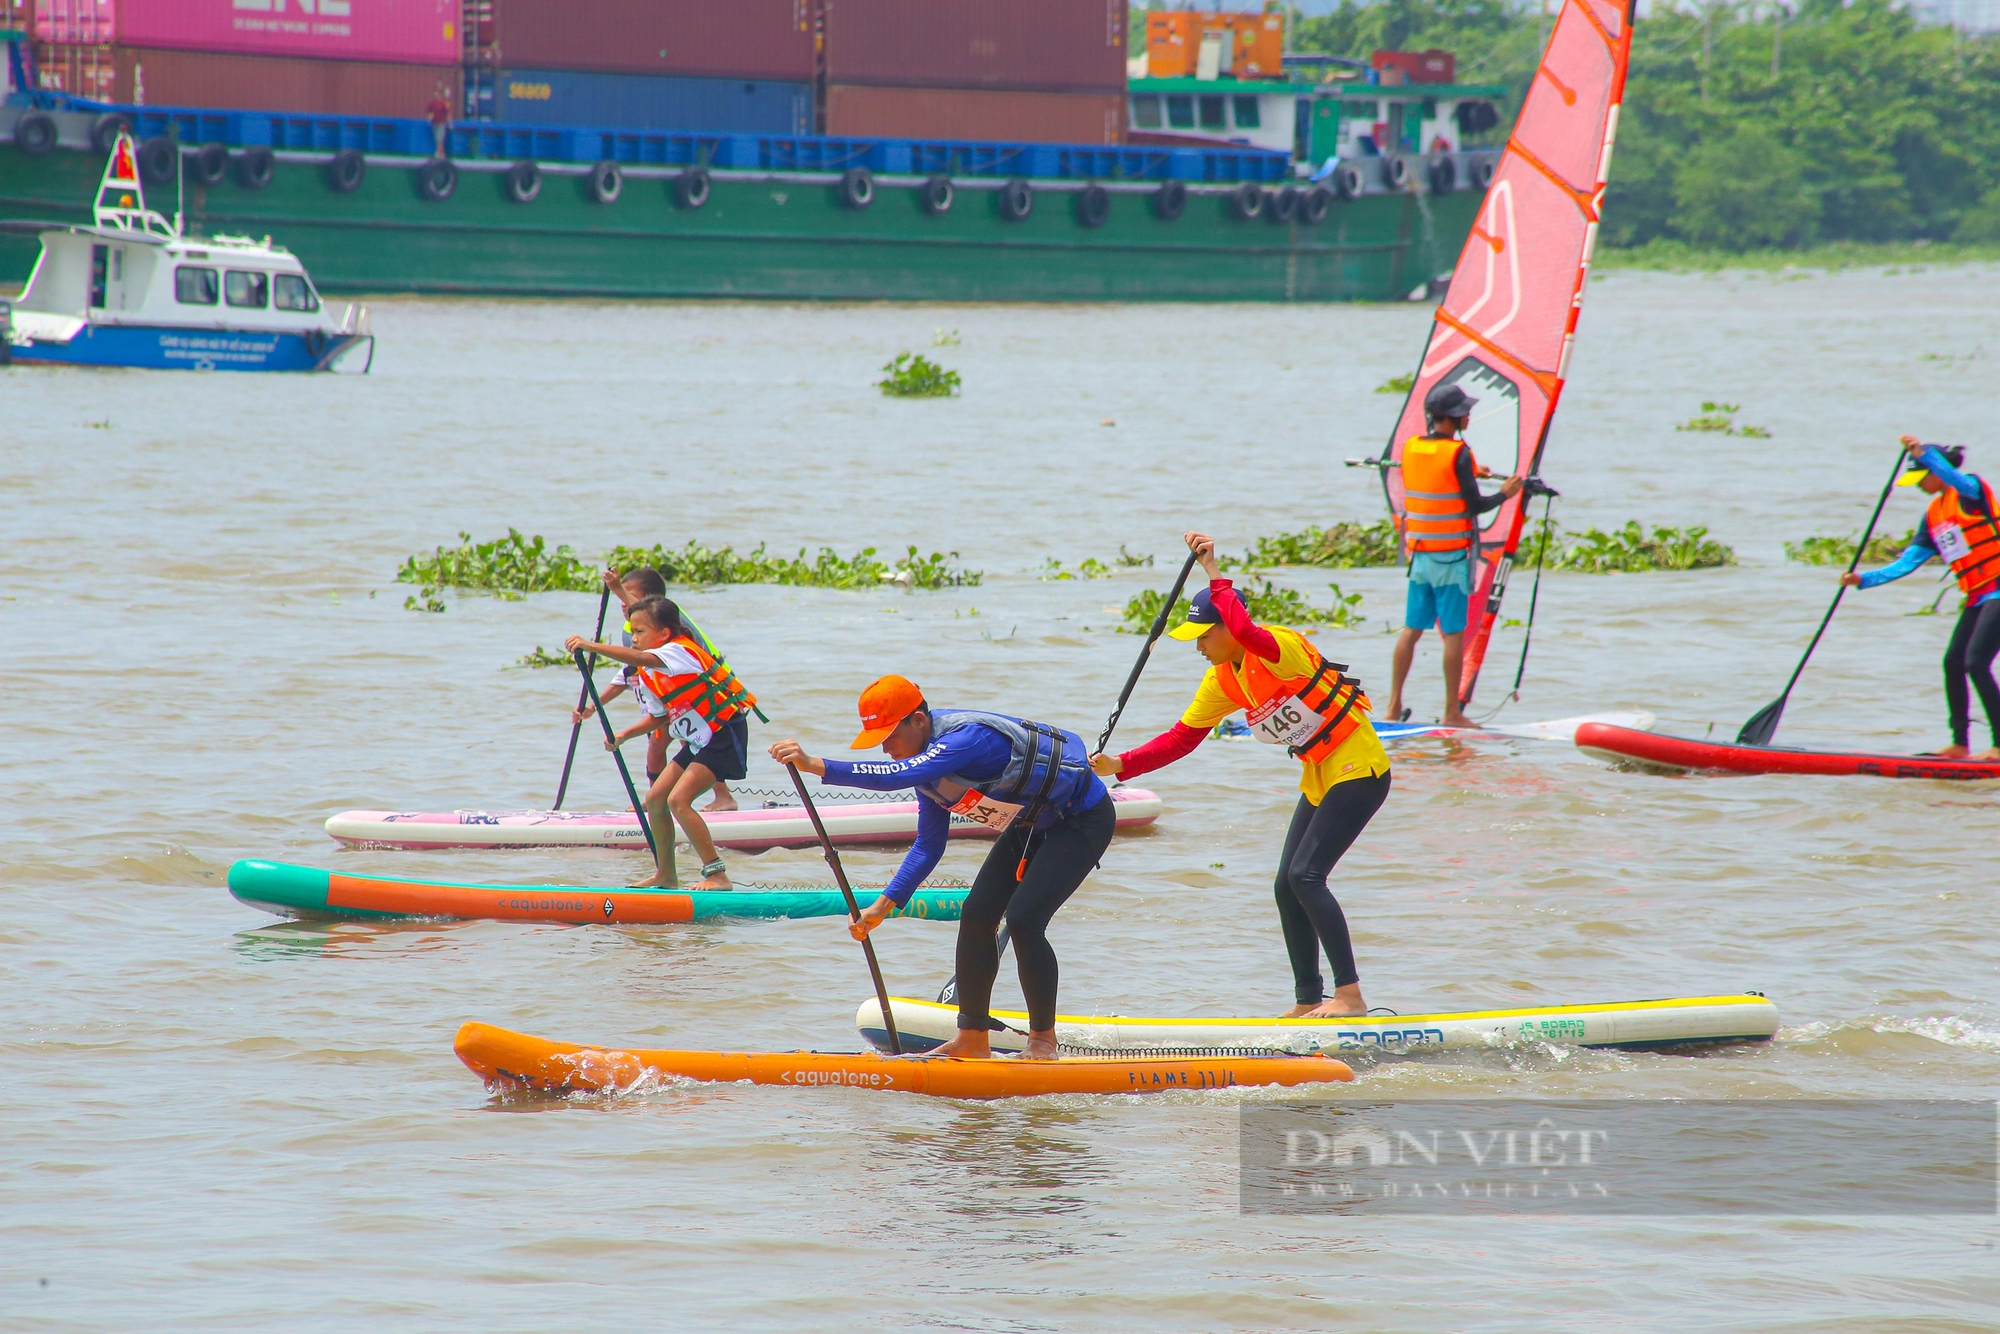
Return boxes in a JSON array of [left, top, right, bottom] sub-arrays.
[[825, 85, 1124, 146], [1144, 11, 1284, 80]]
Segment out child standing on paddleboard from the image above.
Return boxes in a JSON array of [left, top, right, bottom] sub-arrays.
[[1091, 531, 1391, 1019]]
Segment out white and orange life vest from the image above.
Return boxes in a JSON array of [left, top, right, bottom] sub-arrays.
[[634, 634, 758, 748], [1213, 627, 1370, 765], [1926, 480, 2000, 601], [1400, 436, 1475, 557]]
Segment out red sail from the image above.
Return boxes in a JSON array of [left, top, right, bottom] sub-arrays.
[[1379, 0, 1634, 704]]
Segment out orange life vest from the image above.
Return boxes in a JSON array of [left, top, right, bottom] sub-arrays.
[[1400, 436, 1476, 556], [1926, 478, 2000, 600], [1213, 627, 1370, 765], [635, 634, 758, 745]]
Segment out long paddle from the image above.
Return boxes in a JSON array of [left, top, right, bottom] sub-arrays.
[[574, 648, 656, 861], [1736, 447, 1906, 746], [1096, 546, 1202, 756], [787, 763, 900, 1055], [554, 585, 613, 809]]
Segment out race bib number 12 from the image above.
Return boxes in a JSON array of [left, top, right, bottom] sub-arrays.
[[667, 712, 714, 748]]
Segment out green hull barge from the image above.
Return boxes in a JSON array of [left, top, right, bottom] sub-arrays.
[[227, 859, 966, 925]]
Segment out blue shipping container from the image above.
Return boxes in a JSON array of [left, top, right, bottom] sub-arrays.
[[493, 69, 812, 135]]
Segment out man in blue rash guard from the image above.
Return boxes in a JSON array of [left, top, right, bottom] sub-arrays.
[[1840, 435, 2000, 759], [769, 675, 1112, 1060]]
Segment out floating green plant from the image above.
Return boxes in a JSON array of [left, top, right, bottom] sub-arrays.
[[1115, 545, 1154, 567], [1122, 577, 1363, 633], [514, 645, 613, 670], [1784, 529, 1914, 566], [1222, 520, 1402, 570], [1675, 401, 1769, 437], [1374, 372, 1416, 394], [399, 528, 594, 594], [877, 352, 961, 398], [1039, 557, 1113, 581], [1529, 521, 1736, 572]]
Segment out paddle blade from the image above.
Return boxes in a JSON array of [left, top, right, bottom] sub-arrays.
[[1736, 699, 1784, 747]]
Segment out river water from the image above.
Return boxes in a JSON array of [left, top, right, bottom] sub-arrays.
[[6, 266, 1998, 1331]]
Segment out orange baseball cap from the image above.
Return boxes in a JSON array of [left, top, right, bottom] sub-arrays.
[[851, 675, 925, 748]]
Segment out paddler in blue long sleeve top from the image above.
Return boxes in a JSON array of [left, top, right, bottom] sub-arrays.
[[770, 675, 1112, 1061], [1840, 435, 2000, 759]]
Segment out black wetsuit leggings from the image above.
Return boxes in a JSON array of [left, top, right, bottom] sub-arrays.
[[1274, 771, 1392, 1006], [953, 795, 1116, 1033], [1944, 600, 2000, 748]]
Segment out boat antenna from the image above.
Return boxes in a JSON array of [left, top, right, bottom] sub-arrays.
[[174, 126, 185, 237]]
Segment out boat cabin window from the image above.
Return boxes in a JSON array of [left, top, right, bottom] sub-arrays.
[[225, 270, 269, 309], [90, 245, 108, 308], [1166, 95, 1194, 129], [1199, 95, 1226, 130], [1232, 96, 1261, 129], [175, 266, 219, 305], [272, 273, 320, 313], [1130, 95, 1162, 130]]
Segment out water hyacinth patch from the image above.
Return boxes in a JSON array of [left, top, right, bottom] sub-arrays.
[[1122, 577, 1363, 633], [1222, 521, 1402, 570], [1785, 530, 1914, 566], [1524, 521, 1737, 573], [877, 352, 960, 398]]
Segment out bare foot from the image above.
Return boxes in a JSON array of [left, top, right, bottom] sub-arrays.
[[704, 794, 739, 813], [691, 873, 732, 891], [1301, 997, 1369, 1018], [1280, 1003, 1317, 1018], [1383, 698, 1404, 724], [1976, 748, 2000, 762], [627, 874, 679, 890], [929, 1029, 993, 1059], [1926, 744, 1972, 758], [1441, 712, 1476, 730], [1014, 1031, 1059, 1061]]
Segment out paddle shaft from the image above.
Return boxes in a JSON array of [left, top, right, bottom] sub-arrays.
[[1096, 547, 1202, 756], [1737, 448, 1907, 745], [575, 649, 657, 860], [554, 586, 613, 808], [787, 763, 901, 1055]]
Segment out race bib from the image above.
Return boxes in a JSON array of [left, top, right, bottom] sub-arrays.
[[667, 711, 713, 748], [1936, 524, 1972, 563], [948, 788, 1024, 831], [1246, 693, 1327, 748]]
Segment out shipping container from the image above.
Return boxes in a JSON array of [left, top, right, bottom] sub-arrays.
[[1142, 11, 1284, 81], [1371, 49, 1456, 86], [111, 47, 461, 119], [825, 0, 1127, 93], [825, 85, 1124, 146], [43, 0, 462, 66], [495, 69, 811, 134], [32, 42, 120, 102], [494, 0, 813, 82]]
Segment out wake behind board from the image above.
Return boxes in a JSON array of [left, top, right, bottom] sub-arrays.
[[1575, 723, 2000, 782], [326, 787, 1164, 852], [453, 1022, 1353, 1100], [1371, 710, 1655, 744], [227, 859, 965, 925], [859, 993, 1779, 1056]]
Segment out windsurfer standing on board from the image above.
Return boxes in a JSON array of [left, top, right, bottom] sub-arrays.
[[1090, 532, 1390, 1019], [1839, 435, 2000, 760], [1382, 382, 1523, 727]]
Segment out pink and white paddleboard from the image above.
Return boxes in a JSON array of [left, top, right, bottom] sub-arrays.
[[326, 788, 1164, 852]]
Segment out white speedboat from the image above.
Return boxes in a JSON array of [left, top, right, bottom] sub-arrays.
[[1, 132, 372, 372]]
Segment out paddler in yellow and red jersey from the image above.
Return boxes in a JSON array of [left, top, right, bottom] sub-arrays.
[[1090, 532, 1391, 1019], [1841, 435, 2000, 759], [1383, 381, 1523, 727]]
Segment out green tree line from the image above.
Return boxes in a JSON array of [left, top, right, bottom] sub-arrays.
[[1272, 0, 2000, 251]]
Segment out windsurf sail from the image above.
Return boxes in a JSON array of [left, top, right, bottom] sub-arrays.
[[1376, 0, 1635, 705]]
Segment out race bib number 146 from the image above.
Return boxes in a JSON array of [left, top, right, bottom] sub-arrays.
[[1246, 695, 1326, 748]]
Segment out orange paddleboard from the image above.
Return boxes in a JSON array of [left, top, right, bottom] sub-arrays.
[[453, 1022, 1353, 1100]]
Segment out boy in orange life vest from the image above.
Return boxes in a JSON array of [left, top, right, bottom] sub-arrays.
[[1090, 531, 1391, 1019], [1384, 381, 1523, 728], [1840, 435, 2000, 759], [565, 597, 758, 889]]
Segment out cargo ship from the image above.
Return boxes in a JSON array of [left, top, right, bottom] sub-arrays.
[[0, 4, 1505, 303]]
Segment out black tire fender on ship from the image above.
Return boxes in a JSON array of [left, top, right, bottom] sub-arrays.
[[417, 156, 457, 202], [839, 166, 874, 210], [674, 165, 710, 209], [998, 177, 1033, 221], [589, 159, 622, 204], [1302, 185, 1333, 225], [1075, 183, 1110, 229], [193, 142, 230, 186], [1388, 153, 1420, 190], [1469, 155, 1497, 190], [1152, 179, 1186, 221], [1267, 185, 1300, 223], [137, 136, 177, 186], [304, 329, 330, 361], [238, 145, 276, 191], [89, 113, 131, 155], [1427, 153, 1457, 195], [921, 174, 953, 216], [1333, 161, 1366, 199], [15, 112, 58, 157], [506, 159, 541, 204], [1229, 181, 1264, 221], [326, 148, 366, 194]]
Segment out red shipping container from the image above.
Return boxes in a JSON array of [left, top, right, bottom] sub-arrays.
[[115, 46, 461, 118], [1371, 49, 1455, 86], [825, 0, 1127, 93], [103, 0, 459, 66], [33, 0, 117, 45], [825, 84, 1123, 145], [495, 0, 813, 82]]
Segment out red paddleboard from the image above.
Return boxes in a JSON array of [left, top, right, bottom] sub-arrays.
[[1575, 723, 2000, 781]]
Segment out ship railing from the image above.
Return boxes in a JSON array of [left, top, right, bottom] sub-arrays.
[[338, 304, 371, 337]]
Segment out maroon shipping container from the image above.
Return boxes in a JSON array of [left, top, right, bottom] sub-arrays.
[[824, 0, 1128, 94], [825, 85, 1124, 146], [114, 47, 461, 119], [495, 0, 813, 82], [1371, 49, 1456, 86]]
